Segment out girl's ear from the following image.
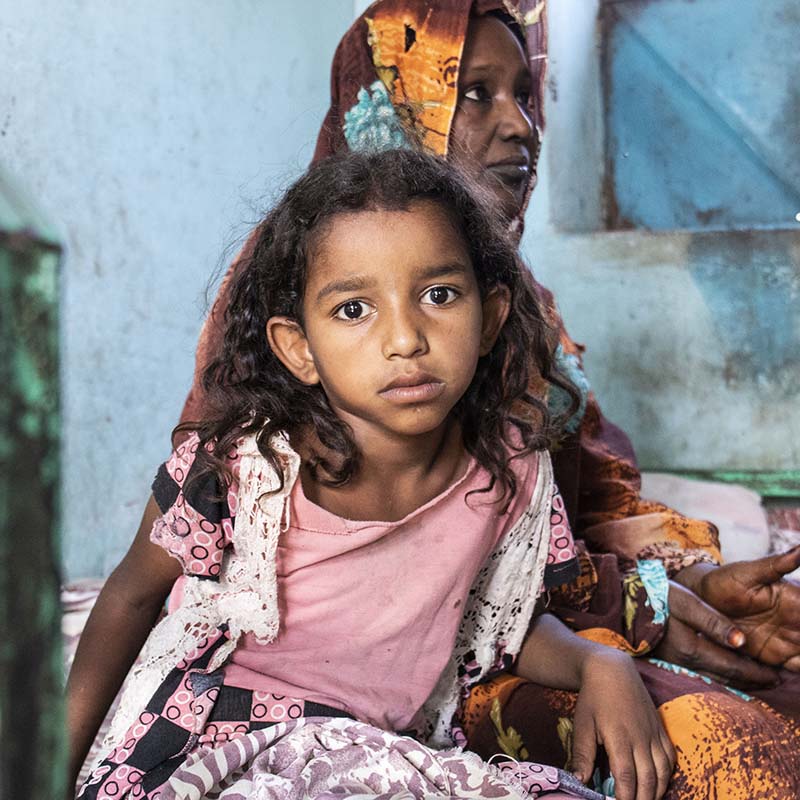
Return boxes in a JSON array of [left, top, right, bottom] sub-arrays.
[[479, 284, 511, 356], [266, 317, 320, 385]]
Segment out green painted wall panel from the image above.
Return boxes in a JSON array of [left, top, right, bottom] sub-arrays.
[[0, 166, 65, 800]]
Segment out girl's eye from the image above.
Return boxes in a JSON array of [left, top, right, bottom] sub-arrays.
[[422, 286, 458, 306], [463, 85, 490, 103], [516, 90, 532, 107], [334, 300, 371, 320]]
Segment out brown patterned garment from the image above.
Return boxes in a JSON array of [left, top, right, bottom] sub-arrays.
[[176, 2, 800, 797]]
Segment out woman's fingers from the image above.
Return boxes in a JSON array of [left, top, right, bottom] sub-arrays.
[[774, 545, 800, 576], [668, 581, 743, 649], [784, 653, 800, 672], [657, 617, 779, 687], [738, 546, 800, 586]]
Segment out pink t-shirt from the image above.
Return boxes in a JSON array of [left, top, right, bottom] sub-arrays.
[[153, 436, 577, 733]]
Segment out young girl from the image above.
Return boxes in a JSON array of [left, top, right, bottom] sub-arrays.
[[68, 150, 674, 800]]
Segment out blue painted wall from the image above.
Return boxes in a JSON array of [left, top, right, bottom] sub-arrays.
[[524, 0, 800, 474], [606, 0, 800, 230], [2, 1, 354, 578]]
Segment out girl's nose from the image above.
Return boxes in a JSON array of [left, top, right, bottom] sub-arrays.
[[381, 309, 429, 360], [497, 96, 533, 142]]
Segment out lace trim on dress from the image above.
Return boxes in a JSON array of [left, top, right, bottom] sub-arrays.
[[422, 450, 554, 747], [102, 432, 300, 752]]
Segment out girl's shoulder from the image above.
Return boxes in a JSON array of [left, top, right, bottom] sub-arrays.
[[150, 432, 241, 579], [152, 431, 243, 514]]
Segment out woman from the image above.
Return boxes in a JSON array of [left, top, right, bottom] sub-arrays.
[[176, 1, 800, 796]]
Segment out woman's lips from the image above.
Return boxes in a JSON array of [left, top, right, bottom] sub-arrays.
[[486, 163, 530, 185], [379, 377, 446, 403]]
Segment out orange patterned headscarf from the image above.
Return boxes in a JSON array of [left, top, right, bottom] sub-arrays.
[[313, 0, 547, 161]]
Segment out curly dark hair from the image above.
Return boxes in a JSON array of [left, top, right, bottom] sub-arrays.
[[184, 149, 577, 506]]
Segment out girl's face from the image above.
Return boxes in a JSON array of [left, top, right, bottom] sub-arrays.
[[267, 201, 509, 442], [448, 15, 537, 220]]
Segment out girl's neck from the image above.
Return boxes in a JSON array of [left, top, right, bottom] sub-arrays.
[[298, 419, 469, 523]]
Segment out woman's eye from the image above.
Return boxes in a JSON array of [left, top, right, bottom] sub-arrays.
[[334, 300, 371, 320], [422, 286, 458, 306], [463, 85, 489, 103], [516, 90, 532, 106]]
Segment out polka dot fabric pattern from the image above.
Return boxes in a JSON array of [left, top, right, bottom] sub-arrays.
[[102, 432, 300, 756], [150, 437, 237, 580], [544, 485, 578, 587], [78, 629, 351, 800]]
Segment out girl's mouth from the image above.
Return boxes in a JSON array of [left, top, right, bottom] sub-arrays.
[[378, 379, 445, 404]]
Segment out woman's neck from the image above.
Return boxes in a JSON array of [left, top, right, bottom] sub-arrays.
[[298, 419, 469, 523]]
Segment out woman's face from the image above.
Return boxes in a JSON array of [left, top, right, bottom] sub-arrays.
[[448, 15, 538, 220]]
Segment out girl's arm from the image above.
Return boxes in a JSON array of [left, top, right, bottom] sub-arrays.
[[66, 495, 182, 792], [515, 612, 675, 800]]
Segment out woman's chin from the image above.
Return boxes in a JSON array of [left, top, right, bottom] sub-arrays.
[[483, 176, 526, 221]]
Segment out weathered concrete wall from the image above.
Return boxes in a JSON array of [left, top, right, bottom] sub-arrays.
[[2, 1, 353, 578], [523, 0, 800, 476], [522, 229, 800, 471]]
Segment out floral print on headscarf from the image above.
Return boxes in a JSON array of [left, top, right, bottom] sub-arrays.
[[344, 80, 411, 151]]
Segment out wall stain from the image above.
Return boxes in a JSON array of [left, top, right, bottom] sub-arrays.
[[687, 232, 800, 388]]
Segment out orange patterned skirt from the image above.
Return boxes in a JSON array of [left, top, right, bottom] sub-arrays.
[[463, 659, 800, 800]]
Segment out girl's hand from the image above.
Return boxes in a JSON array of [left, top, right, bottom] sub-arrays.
[[570, 649, 675, 800]]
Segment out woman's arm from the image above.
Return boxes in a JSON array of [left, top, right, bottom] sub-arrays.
[[66, 495, 182, 791], [516, 612, 675, 800]]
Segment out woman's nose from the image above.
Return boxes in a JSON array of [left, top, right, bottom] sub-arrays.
[[381, 308, 429, 359], [497, 95, 533, 142]]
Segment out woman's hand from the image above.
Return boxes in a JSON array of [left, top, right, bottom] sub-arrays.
[[654, 547, 800, 685], [571, 650, 675, 800], [652, 580, 780, 688], [690, 548, 800, 669]]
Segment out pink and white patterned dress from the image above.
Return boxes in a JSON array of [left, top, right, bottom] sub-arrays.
[[77, 434, 607, 800]]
